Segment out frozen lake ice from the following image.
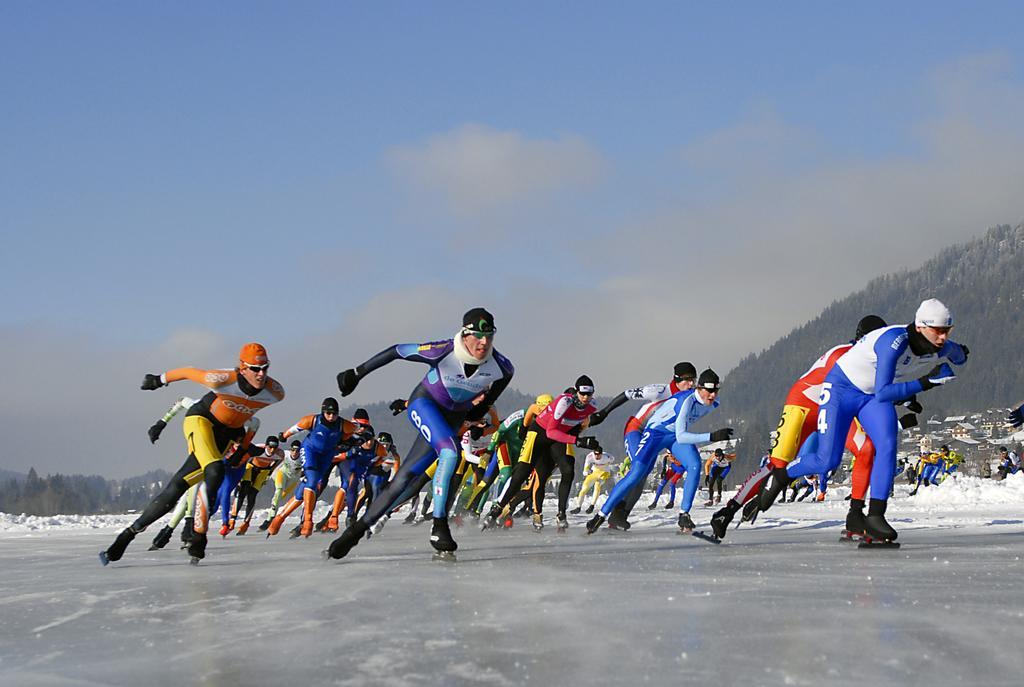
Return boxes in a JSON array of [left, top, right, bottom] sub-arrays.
[[2, 477, 1023, 687]]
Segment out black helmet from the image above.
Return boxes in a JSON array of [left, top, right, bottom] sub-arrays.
[[697, 369, 721, 392], [321, 397, 340, 414], [353, 408, 370, 422], [377, 431, 393, 446], [265, 435, 280, 447], [855, 315, 887, 341], [290, 440, 301, 449], [575, 375, 595, 394], [673, 362, 697, 382]]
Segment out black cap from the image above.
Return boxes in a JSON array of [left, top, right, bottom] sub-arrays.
[[575, 375, 595, 394], [1000, 446, 1008, 452], [377, 431, 393, 445], [673, 362, 697, 381], [714, 448, 724, 456], [462, 307, 496, 334], [855, 315, 887, 341], [265, 435, 279, 447], [321, 397, 340, 414], [353, 408, 370, 422], [290, 440, 301, 449], [697, 368, 720, 392]]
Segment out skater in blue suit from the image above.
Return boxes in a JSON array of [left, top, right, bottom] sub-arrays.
[[587, 369, 733, 534], [762, 299, 968, 543]]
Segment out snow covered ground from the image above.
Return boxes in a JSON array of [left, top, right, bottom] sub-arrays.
[[2, 475, 1023, 687]]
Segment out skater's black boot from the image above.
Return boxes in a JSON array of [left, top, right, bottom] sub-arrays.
[[863, 498, 898, 542], [180, 517, 194, 544], [100, 527, 137, 564], [607, 503, 631, 530], [711, 500, 739, 539], [758, 467, 790, 511], [325, 520, 369, 560], [187, 531, 208, 561], [555, 512, 569, 530], [740, 498, 761, 523], [843, 498, 866, 540], [570, 506, 581, 514], [257, 518, 272, 531], [481, 504, 502, 530], [585, 513, 605, 534], [430, 517, 458, 552], [585, 504, 595, 514], [647, 500, 658, 510], [677, 511, 696, 532], [149, 525, 174, 551]]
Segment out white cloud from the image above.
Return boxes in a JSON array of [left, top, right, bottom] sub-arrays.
[[387, 123, 607, 216]]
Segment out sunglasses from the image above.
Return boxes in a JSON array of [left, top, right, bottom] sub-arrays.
[[462, 328, 496, 339], [245, 364, 270, 373]]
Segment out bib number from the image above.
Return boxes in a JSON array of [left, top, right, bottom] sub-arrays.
[[410, 409, 432, 442]]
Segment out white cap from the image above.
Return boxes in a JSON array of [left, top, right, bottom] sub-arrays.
[[915, 298, 953, 327]]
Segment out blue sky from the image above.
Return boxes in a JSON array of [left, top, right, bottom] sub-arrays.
[[2, 3, 1023, 475]]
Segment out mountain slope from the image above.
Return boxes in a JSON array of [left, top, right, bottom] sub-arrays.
[[723, 222, 1024, 472]]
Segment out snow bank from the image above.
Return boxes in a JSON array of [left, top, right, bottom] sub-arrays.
[[0, 512, 137, 533], [904, 472, 1024, 506]]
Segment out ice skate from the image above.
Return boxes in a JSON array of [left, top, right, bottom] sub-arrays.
[[677, 511, 695, 534], [531, 513, 544, 531], [555, 512, 568, 532], [187, 531, 207, 562], [148, 525, 173, 551], [100, 527, 136, 565], [324, 521, 368, 560], [430, 517, 458, 559], [711, 502, 738, 540], [585, 513, 605, 534]]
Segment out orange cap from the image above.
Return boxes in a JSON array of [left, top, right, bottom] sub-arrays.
[[239, 342, 269, 366]]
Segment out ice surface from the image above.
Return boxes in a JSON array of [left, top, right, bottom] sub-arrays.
[[2, 476, 1023, 687]]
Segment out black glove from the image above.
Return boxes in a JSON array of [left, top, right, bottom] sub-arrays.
[[960, 344, 969, 360], [1007, 406, 1024, 428], [389, 399, 407, 416], [469, 425, 484, 440], [147, 420, 167, 444], [576, 436, 601, 452], [898, 413, 919, 430], [709, 428, 734, 442], [588, 410, 607, 427], [336, 368, 361, 396], [901, 395, 924, 414], [141, 374, 164, 391], [918, 364, 955, 391], [569, 424, 583, 436]]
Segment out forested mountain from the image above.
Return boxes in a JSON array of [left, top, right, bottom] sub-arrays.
[[723, 223, 1024, 475], [0, 468, 172, 516]]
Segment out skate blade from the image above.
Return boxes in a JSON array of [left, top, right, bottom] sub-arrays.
[[432, 551, 457, 563], [98, 551, 110, 566], [839, 530, 863, 543], [147, 544, 164, 551], [691, 530, 721, 544], [857, 539, 900, 549], [189, 557, 202, 566]]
